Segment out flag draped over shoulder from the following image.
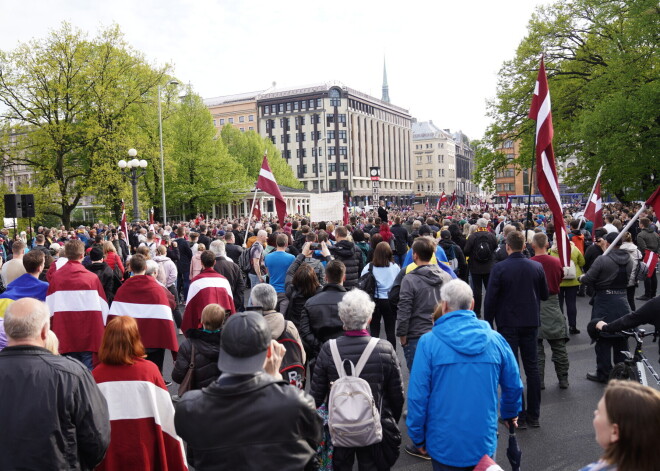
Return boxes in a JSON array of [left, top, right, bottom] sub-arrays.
[[529, 57, 571, 268], [121, 199, 129, 240], [257, 154, 287, 223], [93, 359, 188, 471], [46, 261, 108, 354], [583, 179, 603, 233], [182, 269, 235, 333], [108, 275, 178, 352]]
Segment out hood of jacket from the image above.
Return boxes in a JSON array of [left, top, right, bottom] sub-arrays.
[[433, 309, 489, 356], [263, 311, 286, 339], [409, 264, 446, 287], [642, 226, 656, 234], [153, 255, 171, 263], [88, 262, 110, 274], [608, 248, 631, 266], [332, 240, 356, 257], [187, 328, 222, 358], [620, 242, 640, 259]]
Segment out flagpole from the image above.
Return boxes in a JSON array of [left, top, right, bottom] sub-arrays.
[[526, 131, 536, 242], [243, 187, 259, 247], [602, 204, 646, 257], [577, 165, 603, 230]]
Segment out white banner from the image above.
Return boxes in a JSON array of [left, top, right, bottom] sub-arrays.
[[310, 191, 343, 223]]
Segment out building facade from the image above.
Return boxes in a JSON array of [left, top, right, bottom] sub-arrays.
[[494, 138, 534, 197], [412, 121, 456, 203], [451, 130, 478, 203], [255, 82, 414, 205], [204, 91, 262, 134]]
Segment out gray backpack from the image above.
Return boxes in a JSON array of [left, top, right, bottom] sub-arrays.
[[328, 338, 382, 448]]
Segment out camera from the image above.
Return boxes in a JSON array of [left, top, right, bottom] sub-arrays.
[[310, 243, 321, 250]]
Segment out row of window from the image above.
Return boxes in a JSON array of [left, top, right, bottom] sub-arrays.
[[327, 114, 347, 125], [497, 183, 516, 192], [415, 143, 445, 150], [416, 182, 447, 192], [326, 130, 347, 141], [263, 99, 324, 115], [416, 155, 445, 164], [496, 169, 516, 178], [416, 169, 447, 178], [214, 115, 254, 126]]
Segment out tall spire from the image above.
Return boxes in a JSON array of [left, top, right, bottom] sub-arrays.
[[382, 57, 390, 103]]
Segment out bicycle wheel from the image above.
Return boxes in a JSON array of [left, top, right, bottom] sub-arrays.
[[609, 363, 637, 382]]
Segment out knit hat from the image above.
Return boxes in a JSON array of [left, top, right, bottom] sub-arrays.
[[90, 247, 104, 261]]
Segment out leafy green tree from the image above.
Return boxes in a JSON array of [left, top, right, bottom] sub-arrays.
[[0, 23, 168, 226], [220, 125, 302, 189], [480, 0, 659, 201]]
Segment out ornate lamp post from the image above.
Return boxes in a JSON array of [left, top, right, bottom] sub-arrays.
[[118, 148, 148, 222]]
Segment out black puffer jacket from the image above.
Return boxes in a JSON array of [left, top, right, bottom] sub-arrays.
[[464, 230, 498, 275], [285, 286, 321, 332], [172, 329, 222, 389], [213, 256, 245, 312], [0, 346, 110, 471], [87, 262, 117, 304], [330, 240, 364, 289], [310, 335, 404, 461], [299, 283, 347, 355], [175, 372, 322, 471]]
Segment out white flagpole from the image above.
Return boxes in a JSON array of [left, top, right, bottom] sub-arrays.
[[602, 204, 646, 257], [578, 166, 603, 230], [243, 187, 259, 247]]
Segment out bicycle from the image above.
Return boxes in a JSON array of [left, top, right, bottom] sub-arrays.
[[609, 329, 660, 386]]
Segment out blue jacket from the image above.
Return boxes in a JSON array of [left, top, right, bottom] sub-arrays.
[[406, 310, 523, 467], [401, 245, 457, 279], [0, 273, 49, 302], [483, 252, 549, 328]]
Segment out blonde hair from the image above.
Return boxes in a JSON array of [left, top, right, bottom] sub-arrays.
[[45, 330, 60, 355], [201, 304, 226, 331], [102, 241, 116, 254]]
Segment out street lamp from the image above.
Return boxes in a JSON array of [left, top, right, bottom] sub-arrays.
[[158, 80, 179, 224], [118, 148, 148, 222]]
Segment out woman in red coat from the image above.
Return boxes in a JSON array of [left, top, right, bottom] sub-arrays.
[[103, 241, 125, 274], [92, 316, 187, 471]]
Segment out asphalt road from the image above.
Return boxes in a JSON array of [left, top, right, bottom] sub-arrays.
[[162, 285, 658, 471]]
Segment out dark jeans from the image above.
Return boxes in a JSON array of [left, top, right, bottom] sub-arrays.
[[64, 351, 93, 371], [498, 326, 541, 421], [470, 272, 489, 318], [167, 285, 182, 328], [558, 285, 578, 328], [432, 461, 474, 471], [394, 254, 405, 268], [371, 299, 396, 348], [643, 270, 657, 297], [402, 337, 420, 372], [626, 286, 636, 311], [146, 348, 165, 372], [595, 337, 629, 379], [334, 446, 383, 471]]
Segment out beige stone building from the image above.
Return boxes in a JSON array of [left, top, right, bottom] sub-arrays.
[[412, 121, 456, 204], [204, 91, 262, 133]]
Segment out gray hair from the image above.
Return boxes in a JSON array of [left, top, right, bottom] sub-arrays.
[[440, 279, 474, 312], [209, 239, 226, 257], [338, 289, 375, 331], [5, 298, 50, 341], [249, 283, 277, 311], [477, 218, 488, 228], [145, 259, 159, 277], [257, 229, 268, 239]]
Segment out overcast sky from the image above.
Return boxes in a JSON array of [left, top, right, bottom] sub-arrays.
[[1, 0, 550, 139]]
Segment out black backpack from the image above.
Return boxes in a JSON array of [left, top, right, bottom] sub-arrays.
[[474, 236, 492, 263], [357, 264, 378, 299], [238, 244, 257, 273]]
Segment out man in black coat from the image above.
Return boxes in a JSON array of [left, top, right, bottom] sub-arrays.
[[87, 247, 118, 304], [197, 224, 212, 252], [390, 216, 410, 267], [377, 200, 389, 223], [484, 231, 549, 429], [211, 240, 245, 312], [329, 226, 364, 290], [463, 218, 498, 318], [224, 232, 244, 264], [0, 298, 110, 470], [175, 226, 193, 301]]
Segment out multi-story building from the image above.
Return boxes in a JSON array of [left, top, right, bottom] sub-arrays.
[[494, 138, 534, 196], [451, 131, 478, 203], [412, 121, 456, 203], [204, 91, 262, 134], [255, 81, 414, 205]]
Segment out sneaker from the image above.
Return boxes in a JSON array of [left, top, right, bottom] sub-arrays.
[[517, 418, 528, 430], [559, 377, 569, 389], [404, 445, 431, 460], [171, 394, 181, 403], [586, 372, 608, 384], [527, 417, 540, 428], [636, 295, 652, 301], [164, 380, 173, 387], [569, 327, 580, 335]]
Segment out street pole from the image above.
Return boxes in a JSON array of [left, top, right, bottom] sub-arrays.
[[130, 167, 140, 221], [118, 149, 148, 223]]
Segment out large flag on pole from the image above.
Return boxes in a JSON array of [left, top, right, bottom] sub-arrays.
[[506, 194, 512, 211], [449, 190, 456, 208], [256, 153, 287, 223], [529, 57, 570, 268], [645, 185, 660, 212], [583, 179, 603, 232]]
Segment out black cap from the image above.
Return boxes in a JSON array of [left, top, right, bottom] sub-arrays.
[[604, 232, 621, 246], [90, 247, 104, 261], [218, 311, 271, 374], [419, 224, 433, 236], [440, 230, 451, 240], [594, 227, 608, 239]]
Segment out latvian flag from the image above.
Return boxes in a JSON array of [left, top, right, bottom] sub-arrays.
[[108, 275, 179, 352], [93, 359, 188, 470], [643, 250, 658, 279], [473, 454, 504, 471], [46, 261, 108, 354], [182, 269, 235, 334], [257, 153, 287, 223]]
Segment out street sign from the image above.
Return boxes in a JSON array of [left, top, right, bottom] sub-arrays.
[[372, 180, 380, 188]]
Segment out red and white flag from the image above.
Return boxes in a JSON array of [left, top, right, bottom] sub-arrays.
[[439, 192, 448, 209], [473, 454, 504, 471], [150, 207, 155, 225], [529, 57, 571, 268], [506, 193, 512, 211], [583, 178, 603, 233], [449, 190, 456, 207], [645, 184, 660, 212], [425, 198, 429, 211], [121, 199, 129, 240], [249, 199, 262, 220], [643, 250, 658, 279], [343, 202, 350, 226], [46, 261, 108, 354], [108, 275, 179, 352], [182, 269, 235, 334], [256, 153, 287, 223], [93, 359, 188, 470]]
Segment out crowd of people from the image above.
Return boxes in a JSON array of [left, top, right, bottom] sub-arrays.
[[0, 199, 658, 470]]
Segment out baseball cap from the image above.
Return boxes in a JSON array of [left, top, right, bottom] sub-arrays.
[[605, 232, 621, 246], [440, 230, 451, 240], [418, 224, 433, 236], [218, 311, 271, 375], [90, 247, 104, 261]]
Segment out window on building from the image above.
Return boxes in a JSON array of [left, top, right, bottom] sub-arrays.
[[329, 163, 336, 172], [249, 115, 254, 122], [294, 101, 299, 111], [281, 134, 290, 143], [339, 147, 347, 156], [297, 165, 307, 176], [328, 146, 336, 156], [239, 116, 245, 123], [270, 136, 276, 144], [441, 169, 445, 177], [312, 163, 323, 173], [296, 132, 306, 142], [427, 169, 433, 177], [219, 119, 225, 125], [340, 163, 348, 173], [301, 100, 307, 110], [503, 140, 514, 148], [240, 128, 245, 132], [427, 184, 432, 192], [338, 114, 346, 123], [438, 155, 444, 163], [295, 116, 305, 126], [416, 156, 422, 164], [228, 117, 234, 124], [213, 119, 216, 126], [417, 170, 422, 178], [339, 130, 347, 142], [263, 106, 269, 115], [316, 98, 322, 107], [279, 103, 284, 113], [248, 126, 253, 131], [427, 155, 432, 163], [271, 104, 277, 114], [286, 102, 292, 112], [296, 149, 307, 157], [309, 99, 315, 109], [327, 130, 335, 140], [327, 115, 334, 125]]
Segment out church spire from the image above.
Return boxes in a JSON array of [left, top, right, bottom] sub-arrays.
[[382, 57, 390, 103]]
